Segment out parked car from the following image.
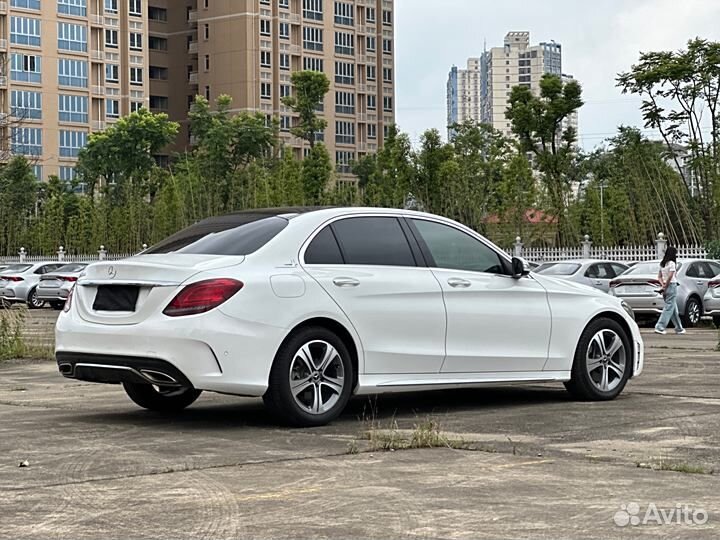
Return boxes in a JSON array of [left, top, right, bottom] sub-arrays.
[[0, 262, 67, 308], [535, 259, 629, 293], [56, 207, 643, 426], [702, 276, 720, 327], [609, 259, 720, 327], [37, 263, 90, 310]]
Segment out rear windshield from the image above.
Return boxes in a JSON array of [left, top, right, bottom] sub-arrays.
[[55, 263, 88, 273], [536, 263, 581, 276], [145, 216, 289, 255], [626, 261, 682, 275], [0, 264, 31, 273]]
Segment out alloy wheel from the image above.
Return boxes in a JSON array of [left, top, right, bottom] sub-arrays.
[[585, 329, 626, 393], [288, 340, 345, 415], [29, 289, 43, 308], [687, 300, 701, 325]]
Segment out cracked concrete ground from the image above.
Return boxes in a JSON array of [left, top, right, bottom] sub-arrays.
[[1, 314, 719, 539]]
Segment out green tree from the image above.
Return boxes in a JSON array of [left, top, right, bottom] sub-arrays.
[[617, 38, 720, 239], [301, 144, 333, 203], [0, 157, 37, 255], [506, 74, 584, 243], [281, 71, 330, 147]]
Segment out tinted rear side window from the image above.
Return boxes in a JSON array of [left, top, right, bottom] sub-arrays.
[[146, 217, 288, 255], [305, 226, 344, 264], [332, 217, 416, 267], [55, 263, 88, 273], [1, 264, 31, 273]]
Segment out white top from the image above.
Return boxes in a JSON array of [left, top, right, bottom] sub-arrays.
[[660, 261, 678, 284]]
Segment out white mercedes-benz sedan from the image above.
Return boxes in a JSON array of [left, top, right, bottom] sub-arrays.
[[56, 207, 644, 426]]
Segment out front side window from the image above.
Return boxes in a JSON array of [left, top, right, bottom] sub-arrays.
[[332, 217, 416, 267], [536, 262, 581, 276], [411, 219, 505, 274]]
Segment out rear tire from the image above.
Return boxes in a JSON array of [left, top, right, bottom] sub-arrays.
[[682, 297, 701, 328], [265, 326, 353, 427], [27, 288, 44, 309], [122, 382, 201, 412], [564, 317, 631, 401]]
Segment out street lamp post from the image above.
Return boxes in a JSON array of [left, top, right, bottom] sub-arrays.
[[597, 180, 607, 245]]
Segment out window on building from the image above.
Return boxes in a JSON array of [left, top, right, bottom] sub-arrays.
[[204, 23, 210, 39], [149, 95, 168, 110], [335, 61, 354, 85], [105, 63, 119, 82], [260, 82, 271, 99], [105, 29, 118, 48], [130, 101, 143, 112], [279, 0, 289, 7], [59, 129, 87, 157], [382, 9, 392, 25], [11, 127, 42, 156], [279, 22, 290, 39], [366, 7, 376, 22], [367, 94, 376, 110], [106, 99, 120, 118], [149, 36, 167, 50], [58, 58, 87, 87], [303, 56, 324, 72], [334, 2, 354, 25], [335, 91, 355, 114], [11, 90, 42, 119], [280, 115, 291, 132], [105, 0, 118, 13], [148, 6, 167, 21], [366, 36, 376, 52], [280, 84, 291, 98], [130, 67, 143, 85], [129, 32, 142, 50], [10, 0, 40, 9], [58, 0, 87, 16], [59, 166, 76, 182], [59, 94, 89, 123], [382, 38, 392, 54], [129, 0, 141, 16], [383, 95, 393, 112], [279, 53, 290, 70], [149, 65, 167, 80], [366, 64, 376, 81], [383, 67, 392, 83], [11, 17, 41, 47], [334, 31, 354, 55], [335, 121, 355, 145], [260, 50, 271, 67], [204, 54, 210, 71], [302, 0, 322, 20], [303, 26, 323, 51], [367, 123, 377, 139], [335, 151, 355, 174], [58, 22, 87, 52], [11, 53, 41, 83], [204, 85, 210, 100]]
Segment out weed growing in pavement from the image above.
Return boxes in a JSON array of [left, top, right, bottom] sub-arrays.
[[636, 459, 715, 475], [0, 308, 25, 360]]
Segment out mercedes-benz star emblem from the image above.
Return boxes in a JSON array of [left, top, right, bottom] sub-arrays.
[[107, 266, 117, 278]]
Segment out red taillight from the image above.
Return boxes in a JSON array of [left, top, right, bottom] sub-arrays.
[[63, 286, 74, 313], [609, 280, 620, 288], [163, 278, 243, 317], [5, 276, 23, 282], [62, 276, 78, 282], [710, 280, 720, 289]]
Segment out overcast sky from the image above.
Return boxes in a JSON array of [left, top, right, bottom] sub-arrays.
[[394, 0, 720, 150]]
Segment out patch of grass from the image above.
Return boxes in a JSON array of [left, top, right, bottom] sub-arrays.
[[636, 460, 715, 475], [0, 308, 26, 360], [363, 416, 469, 452]]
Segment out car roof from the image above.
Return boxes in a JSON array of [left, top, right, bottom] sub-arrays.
[[538, 259, 627, 265]]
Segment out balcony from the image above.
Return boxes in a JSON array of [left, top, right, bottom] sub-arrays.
[[0, 1, 7, 13], [188, 10, 198, 24], [0, 39, 6, 51], [0, 76, 7, 88], [288, 13, 300, 24], [91, 50, 104, 61], [92, 121, 106, 131], [91, 85, 105, 96], [289, 44, 301, 55], [188, 41, 198, 54], [90, 14, 103, 27], [188, 72, 198, 85]]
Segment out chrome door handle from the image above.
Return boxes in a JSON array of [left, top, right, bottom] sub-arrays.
[[332, 277, 360, 288], [447, 277, 471, 288], [697, 281, 704, 285]]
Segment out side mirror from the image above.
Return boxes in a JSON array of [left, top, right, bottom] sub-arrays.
[[511, 257, 530, 279]]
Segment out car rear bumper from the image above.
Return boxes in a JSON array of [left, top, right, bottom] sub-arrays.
[[38, 287, 70, 301], [0, 286, 29, 302], [55, 307, 286, 397], [614, 295, 665, 316]]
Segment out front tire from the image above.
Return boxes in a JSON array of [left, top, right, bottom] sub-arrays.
[[682, 297, 701, 328], [564, 318, 631, 401], [122, 382, 201, 412], [265, 327, 353, 427], [27, 288, 44, 309]]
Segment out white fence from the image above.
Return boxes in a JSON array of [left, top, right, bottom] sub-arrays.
[[506, 233, 708, 263], [1, 246, 142, 265]]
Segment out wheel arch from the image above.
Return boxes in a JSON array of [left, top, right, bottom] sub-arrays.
[[586, 311, 636, 376], [279, 317, 361, 390], [682, 293, 702, 316]]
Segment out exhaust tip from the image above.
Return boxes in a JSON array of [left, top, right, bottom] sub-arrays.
[[139, 369, 178, 385], [58, 363, 73, 375]]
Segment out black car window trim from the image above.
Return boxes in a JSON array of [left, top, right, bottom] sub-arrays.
[[303, 224, 346, 265], [405, 217, 512, 276], [330, 216, 419, 268]]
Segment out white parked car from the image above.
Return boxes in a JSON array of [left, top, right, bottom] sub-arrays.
[[56, 208, 644, 426]]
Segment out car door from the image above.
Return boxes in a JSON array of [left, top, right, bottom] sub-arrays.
[[694, 261, 717, 298], [407, 218, 551, 374], [301, 216, 446, 375], [584, 263, 616, 293]]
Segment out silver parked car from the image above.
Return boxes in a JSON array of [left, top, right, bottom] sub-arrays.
[[702, 275, 720, 327], [609, 259, 720, 327], [535, 259, 629, 293], [37, 263, 89, 310], [0, 262, 66, 308]]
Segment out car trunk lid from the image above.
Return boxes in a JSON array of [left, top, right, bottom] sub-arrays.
[[610, 274, 662, 297]]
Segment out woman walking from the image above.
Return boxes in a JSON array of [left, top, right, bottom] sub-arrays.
[[655, 246, 686, 335]]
